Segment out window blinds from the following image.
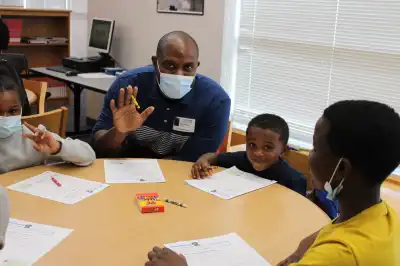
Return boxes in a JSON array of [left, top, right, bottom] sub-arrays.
[[233, 0, 400, 145], [25, 0, 67, 9]]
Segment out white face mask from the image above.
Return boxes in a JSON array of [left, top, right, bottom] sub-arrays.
[[157, 62, 195, 99], [0, 115, 22, 139], [324, 157, 345, 201]]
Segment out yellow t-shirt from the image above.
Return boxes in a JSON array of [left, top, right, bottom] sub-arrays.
[[292, 201, 400, 266]]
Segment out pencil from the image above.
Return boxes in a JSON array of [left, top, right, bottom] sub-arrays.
[[131, 96, 140, 109]]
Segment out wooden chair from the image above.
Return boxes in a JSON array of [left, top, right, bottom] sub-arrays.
[[22, 107, 68, 138], [217, 121, 232, 153], [284, 149, 313, 190], [23, 79, 47, 114]]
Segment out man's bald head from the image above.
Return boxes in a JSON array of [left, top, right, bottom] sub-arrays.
[[152, 31, 200, 78], [156, 31, 199, 59]]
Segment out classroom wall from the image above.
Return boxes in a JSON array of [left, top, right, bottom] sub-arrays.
[[86, 0, 226, 119]]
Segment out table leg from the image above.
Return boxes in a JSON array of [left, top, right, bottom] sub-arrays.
[[68, 84, 84, 133]]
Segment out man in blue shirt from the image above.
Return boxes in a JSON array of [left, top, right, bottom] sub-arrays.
[[92, 31, 231, 161]]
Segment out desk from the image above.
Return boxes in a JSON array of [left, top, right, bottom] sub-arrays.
[[0, 160, 330, 265], [29, 67, 115, 134]]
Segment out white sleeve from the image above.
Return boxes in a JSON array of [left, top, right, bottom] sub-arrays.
[[51, 133, 96, 166], [0, 186, 10, 249]]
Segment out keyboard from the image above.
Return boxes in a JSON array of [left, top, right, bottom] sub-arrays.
[[46, 66, 79, 74]]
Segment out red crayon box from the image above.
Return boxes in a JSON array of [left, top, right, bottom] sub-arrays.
[[136, 193, 165, 213]]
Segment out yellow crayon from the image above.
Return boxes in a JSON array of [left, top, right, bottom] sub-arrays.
[[131, 96, 140, 109]]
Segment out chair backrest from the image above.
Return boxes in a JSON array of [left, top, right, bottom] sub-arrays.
[[0, 58, 31, 115], [22, 79, 47, 114], [22, 107, 68, 138], [284, 149, 313, 190], [217, 121, 232, 153]]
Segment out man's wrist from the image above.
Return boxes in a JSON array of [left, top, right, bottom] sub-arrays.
[[113, 128, 129, 142]]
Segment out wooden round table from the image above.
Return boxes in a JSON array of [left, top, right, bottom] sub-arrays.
[[0, 159, 330, 265]]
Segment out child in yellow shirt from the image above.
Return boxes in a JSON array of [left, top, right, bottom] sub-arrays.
[[144, 100, 400, 266], [277, 100, 400, 266]]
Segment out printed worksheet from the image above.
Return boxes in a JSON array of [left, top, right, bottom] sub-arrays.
[[8, 171, 109, 205], [166, 233, 271, 266], [185, 167, 276, 199], [104, 160, 166, 183], [0, 219, 73, 266]]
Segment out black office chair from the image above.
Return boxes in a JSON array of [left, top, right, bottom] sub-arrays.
[[0, 53, 52, 107], [0, 53, 29, 75]]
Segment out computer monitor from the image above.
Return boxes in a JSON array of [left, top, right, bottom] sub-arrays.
[[88, 18, 115, 54]]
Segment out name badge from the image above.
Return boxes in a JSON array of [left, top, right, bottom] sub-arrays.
[[173, 117, 196, 133]]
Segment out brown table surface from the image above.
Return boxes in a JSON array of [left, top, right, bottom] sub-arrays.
[[0, 159, 330, 266]]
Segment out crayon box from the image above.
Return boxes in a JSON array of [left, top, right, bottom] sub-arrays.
[[136, 193, 165, 213]]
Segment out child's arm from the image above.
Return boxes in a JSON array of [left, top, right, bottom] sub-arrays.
[[191, 153, 218, 179], [50, 134, 96, 166], [23, 122, 96, 166], [277, 230, 320, 266]]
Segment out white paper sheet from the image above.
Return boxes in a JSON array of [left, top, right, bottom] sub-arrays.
[[0, 219, 73, 266], [185, 167, 276, 199], [166, 233, 271, 266], [104, 160, 166, 184], [78, 72, 115, 78], [7, 171, 109, 205]]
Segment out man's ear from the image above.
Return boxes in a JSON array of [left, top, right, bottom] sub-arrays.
[[197, 61, 200, 67], [151, 56, 157, 67]]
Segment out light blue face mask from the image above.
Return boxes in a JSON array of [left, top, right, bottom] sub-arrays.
[[0, 115, 22, 139], [157, 63, 195, 99], [324, 158, 345, 201]]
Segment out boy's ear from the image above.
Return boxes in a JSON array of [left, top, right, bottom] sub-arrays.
[[280, 145, 289, 158], [284, 145, 290, 153]]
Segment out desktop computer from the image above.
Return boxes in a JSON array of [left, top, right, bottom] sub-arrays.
[[58, 18, 116, 74]]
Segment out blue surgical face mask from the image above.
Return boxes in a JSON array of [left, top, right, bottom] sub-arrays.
[[157, 63, 195, 99], [324, 158, 345, 201], [0, 115, 22, 139]]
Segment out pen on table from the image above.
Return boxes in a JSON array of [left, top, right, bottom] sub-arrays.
[[131, 96, 140, 109], [51, 177, 62, 187], [165, 198, 188, 208]]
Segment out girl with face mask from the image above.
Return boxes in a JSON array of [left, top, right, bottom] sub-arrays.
[[0, 75, 96, 174]]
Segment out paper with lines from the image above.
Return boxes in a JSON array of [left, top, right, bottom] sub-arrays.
[[166, 233, 271, 266], [8, 171, 108, 205], [104, 160, 166, 183], [0, 219, 72, 266], [185, 167, 276, 199]]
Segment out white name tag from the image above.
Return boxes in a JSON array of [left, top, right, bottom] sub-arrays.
[[173, 117, 196, 133]]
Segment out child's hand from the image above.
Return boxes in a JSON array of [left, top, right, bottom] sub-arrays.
[[191, 155, 213, 179], [23, 122, 62, 154], [145, 247, 187, 266]]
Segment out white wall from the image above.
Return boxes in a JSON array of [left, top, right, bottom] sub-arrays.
[[86, 0, 226, 119]]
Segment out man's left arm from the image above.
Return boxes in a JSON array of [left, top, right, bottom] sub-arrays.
[[172, 97, 231, 162]]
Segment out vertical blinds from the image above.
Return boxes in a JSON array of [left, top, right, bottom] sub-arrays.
[[233, 0, 400, 145]]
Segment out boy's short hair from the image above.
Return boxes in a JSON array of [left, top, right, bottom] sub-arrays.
[[323, 100, 400, 185], [247, 114, 289, 145]]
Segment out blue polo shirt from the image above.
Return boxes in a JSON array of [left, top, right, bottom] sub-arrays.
[[93, 66, 231, 162], [216, 151, 307, 196]]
